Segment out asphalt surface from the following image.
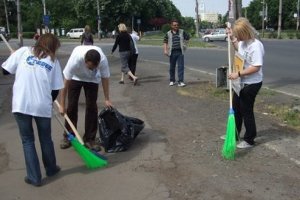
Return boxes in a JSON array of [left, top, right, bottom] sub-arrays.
[[0, 41, 299, 200]]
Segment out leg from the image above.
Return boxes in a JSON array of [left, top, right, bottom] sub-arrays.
[[169, 52, 177, 82], [14, 113, 42, 185], [83, 82, 99, 142], [66, 80, 83, 132], [240, 82, 262, 145], [61, 80, 82, 149], [35, 116, 60, 176], [131, 54, 138, 75], [233, 91, 243, 139], [177, 53, 185, 83]]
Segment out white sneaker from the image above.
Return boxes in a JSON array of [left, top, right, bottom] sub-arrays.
[[237, 141, 253, 149], [178, 82, 186, 87], [220, 135, 226, 140], [169, 81, 175, 86]]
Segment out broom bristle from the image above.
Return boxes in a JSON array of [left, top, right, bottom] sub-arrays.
[[69, 137, 108, 169], [222, 113, 237, 160]]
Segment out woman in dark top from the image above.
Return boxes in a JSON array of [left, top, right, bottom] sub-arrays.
[[81, 25, 94, 45], [111, 23, 138, 85]]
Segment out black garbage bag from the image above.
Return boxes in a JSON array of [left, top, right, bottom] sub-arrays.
[[98, 107, 145, 153]]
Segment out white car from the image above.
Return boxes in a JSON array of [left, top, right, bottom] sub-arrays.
[[66, 28, 84, 39], [202, 29, 227, 42]]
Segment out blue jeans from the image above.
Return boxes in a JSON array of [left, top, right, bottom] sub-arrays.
[[14, 113, 58, 184], [169, 49, 184, 82]]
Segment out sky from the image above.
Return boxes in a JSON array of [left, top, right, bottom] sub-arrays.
[[171, 0, 252, 17]]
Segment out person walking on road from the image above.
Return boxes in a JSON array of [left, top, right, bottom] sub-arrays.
[[111, 23, 138, 85], [163, 19, 190, 87], [81, 25, 94, 45], [128, 28, 141, 80], [1, 33, 63, 186], [227, 17, 265, 149], [59, 46, 113, 151]]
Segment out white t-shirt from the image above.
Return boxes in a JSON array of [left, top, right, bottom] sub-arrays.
[[1, 47, 64, 117], [63, 46, 110, 83], [130, 32, 140, 54], [238, 39, 264, 84]]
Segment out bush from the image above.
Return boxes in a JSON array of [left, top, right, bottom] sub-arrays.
[[161, 24, 171, 33], [296, 31, 300, 39], [9, 32, 35, 39], [286, 31, 294, 39]]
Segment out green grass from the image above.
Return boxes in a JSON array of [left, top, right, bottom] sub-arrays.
[[177, 82, 300, 130]]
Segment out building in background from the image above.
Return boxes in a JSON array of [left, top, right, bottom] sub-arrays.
[[198, 0, 219, 24]]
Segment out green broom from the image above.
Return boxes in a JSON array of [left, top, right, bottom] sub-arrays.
[[0, 35, 107, 167], [222, 22, 237, 160], [54, 111, 107, 169]]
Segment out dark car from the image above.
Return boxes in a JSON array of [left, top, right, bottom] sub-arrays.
[[0, 26, 10, 41]]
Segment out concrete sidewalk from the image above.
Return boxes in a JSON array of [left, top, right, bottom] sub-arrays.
[[0, 46, 299, 200]]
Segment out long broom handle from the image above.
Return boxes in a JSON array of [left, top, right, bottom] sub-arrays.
[[227, 22, 233, 109], [54, 100, 84, 145], [53, 110, 73, 135], [0, 34, 14, 53]]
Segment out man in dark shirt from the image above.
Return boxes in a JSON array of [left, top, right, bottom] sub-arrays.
[[163, 20, 190, 87]]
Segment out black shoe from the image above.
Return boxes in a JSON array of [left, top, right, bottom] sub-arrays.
[[46, 166, 61, 177], [119, 80, 124, 84], [60, 138, 71, 149], [24, 177, 42, 187]]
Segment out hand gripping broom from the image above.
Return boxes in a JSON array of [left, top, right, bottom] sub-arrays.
[[53, 109, 107, 169], [54, 100, 107, 160], [222, 22, 237, 160]]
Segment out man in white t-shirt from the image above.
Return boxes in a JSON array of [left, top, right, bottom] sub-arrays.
[[59, 46, 113, 151]]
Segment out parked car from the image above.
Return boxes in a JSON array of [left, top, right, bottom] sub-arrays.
[[202, 29, 227, 42], [66, 28, 84, 39], [0, 26, 10, 41]]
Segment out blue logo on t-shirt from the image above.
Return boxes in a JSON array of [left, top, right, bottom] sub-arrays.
[[26, 56, 53, 71]]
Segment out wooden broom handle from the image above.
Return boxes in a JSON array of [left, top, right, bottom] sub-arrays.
[[0, 34, 14, 53], [54, 100, 84, 145]]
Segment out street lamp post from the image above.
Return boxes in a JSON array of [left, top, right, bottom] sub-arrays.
[[16, 0, 23, 47], [261, 0, 265, 38], [41, 0, 48, 33], [195, 0, 199, 38], [97, 0, 101, 39], [3, 0, 11, 34], [297, 0, 300, 31]]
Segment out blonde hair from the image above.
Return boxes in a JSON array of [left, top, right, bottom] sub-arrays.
[[233, 17, 255, 41], [118, 23, 127, 32], [84, 25, 91, 33]]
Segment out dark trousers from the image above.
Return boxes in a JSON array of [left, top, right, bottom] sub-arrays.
[[233, 82, 262, 145], [65, 80, 99, 143], [169, 49, 184, 82], [128, 53, 138, 75]]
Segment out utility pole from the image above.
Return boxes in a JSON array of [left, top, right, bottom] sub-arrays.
[[195, 0, 199, 38], [3, 0, 11, 34], [97, 0, 101, 39], [42, 0, 48, 33], [261, 0, 265, 38], [16, 0, 23, 47], [297, 0, 300, 31], [277, 0, 282, 38]]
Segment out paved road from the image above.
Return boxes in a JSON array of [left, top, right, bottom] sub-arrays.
[[0, 41, 299, 200]]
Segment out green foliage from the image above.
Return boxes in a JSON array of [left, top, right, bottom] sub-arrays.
[[246, 0, 299, 30], [296, 31, 300, 39], [161, 24, 170, 33], [286, 31, 295, 39]]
